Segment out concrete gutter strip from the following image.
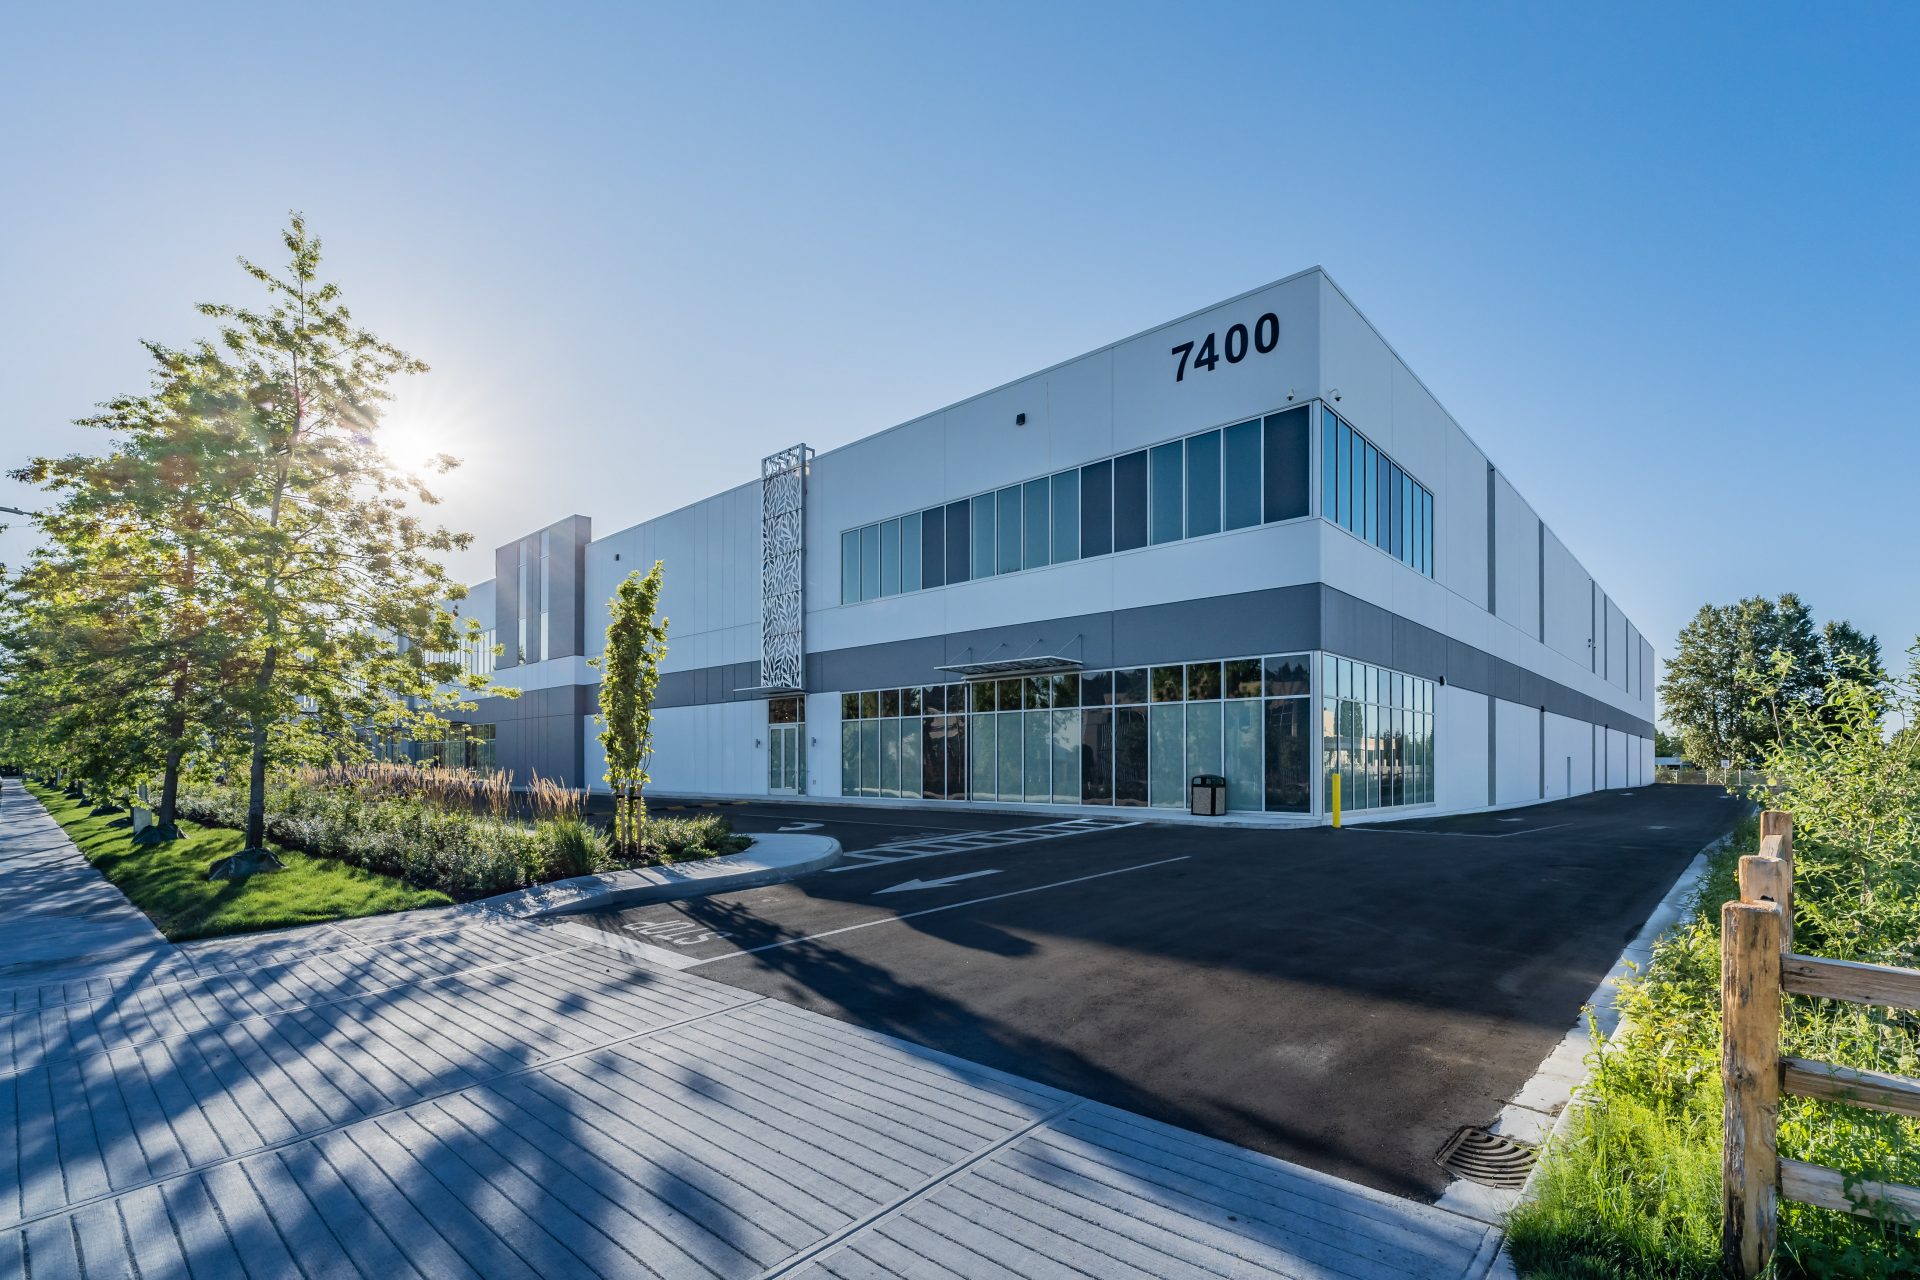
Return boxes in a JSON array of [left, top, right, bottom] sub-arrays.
[[470, 832, 843, 920]]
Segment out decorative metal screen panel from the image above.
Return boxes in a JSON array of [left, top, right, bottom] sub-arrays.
[[760, 444, 810, 691]]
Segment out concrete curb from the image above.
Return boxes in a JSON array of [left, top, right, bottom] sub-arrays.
[[1456, 820, 1744, 1277], [471, 832, 844, 920]]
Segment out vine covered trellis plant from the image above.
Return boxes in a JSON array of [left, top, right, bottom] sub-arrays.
[[593, 562, 668, 858]]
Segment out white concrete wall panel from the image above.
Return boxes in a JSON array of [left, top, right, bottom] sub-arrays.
[[1494, 698, 1542, 806], [1540, 529, 1593, 669], [1544, 711, 1593, 799], [1437, 684, 1491, 814], [1606, 728, 1629, 788], [1491, 474, 1541, 638]]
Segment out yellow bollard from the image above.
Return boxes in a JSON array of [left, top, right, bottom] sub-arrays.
[[1331, 772, 1342, 828]]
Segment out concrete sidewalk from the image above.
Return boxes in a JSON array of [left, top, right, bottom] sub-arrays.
[[1, 789, 1505, 1279]]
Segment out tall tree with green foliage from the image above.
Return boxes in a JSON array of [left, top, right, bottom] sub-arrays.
[[593, 563, 668, 857], [188, 215, 487, 874], [1660, 592, 1883, 768]]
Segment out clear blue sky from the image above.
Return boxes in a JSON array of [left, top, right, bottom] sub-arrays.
[[3, 3, 1916, 721]]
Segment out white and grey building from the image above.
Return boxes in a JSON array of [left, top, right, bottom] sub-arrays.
[[432, 267, 1655, 822]]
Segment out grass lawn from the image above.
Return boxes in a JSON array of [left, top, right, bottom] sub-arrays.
[[28, 782, 451, 941]]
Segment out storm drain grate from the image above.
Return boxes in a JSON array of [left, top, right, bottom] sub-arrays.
[[1435, 1125, 1537, 1189]]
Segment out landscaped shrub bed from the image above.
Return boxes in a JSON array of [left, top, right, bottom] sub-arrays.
[[176, 766, 747, 899], [1507, 661, 1920, 1279]]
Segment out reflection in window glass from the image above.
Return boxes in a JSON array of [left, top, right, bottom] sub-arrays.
[[970, 714, 995, 800], [861, 719, 880, 797], [996, 486, 1022, 575], [1081, 669, 1113, 707], [1150, 665, 1184, 702], [996, 678, 1020, 711], [1023, 479, 1049, 570], [1051, 470, 1080, 563], [1050, 708, 1080, 804], [1186, 431, 1222, 538], [1262, 407, 1310, 522], [1225, 658, 1263, 700], [1264, 698, 1310, 812], [1024, 711, 1048, 802], [1187, 700, 1223, 780], [1149, 441, 1183, 545], [903, 512, 922, 593], [1081, 708, 1113, 804], [880, 519, 902, 597], [996, 712, 1021, 801], [945, 500, 970, 585], [1115, 705, 1149, 806], [1113, 451, 1148, 552], [970, 681, 995, 713], [901, 719, 921, 798], [1321, 411, 1337, 523], [860, 524, 881, 600], [841, 530, 860, 605], [1187, 661, 1221, 700], [1264, 654, 1311, 697], [841, 721, 860, 796], [972, 493, 995, 580], [1081, 459, 1113, 557], [859, 689, 879, 719], [1225, 699, 1261, 811], [1149, 704, 1185, 807], [1050, 671, 1079, 708], [921, 507, 945, 589], [1112, 667, 1148, 705], [1224, 419, 1262, 531]]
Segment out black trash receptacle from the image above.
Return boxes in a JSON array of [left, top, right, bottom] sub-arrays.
[[1189, 774, 1227, 817]]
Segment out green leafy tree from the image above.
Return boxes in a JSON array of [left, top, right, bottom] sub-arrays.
[[188, 215, 490, 874], [1659, 593, 1879, 768], [593, 563, 667, 858]]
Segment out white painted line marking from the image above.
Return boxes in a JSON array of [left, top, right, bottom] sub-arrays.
[[777, 820, 823, 832], [875, 870, 1003, 895], [688, 856, 1190, 967]]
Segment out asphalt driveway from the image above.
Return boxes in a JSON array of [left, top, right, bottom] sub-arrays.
[[566, 784, 1744, 1201]]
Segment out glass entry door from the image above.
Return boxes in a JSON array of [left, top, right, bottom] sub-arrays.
[[767, 696, 804, 794]]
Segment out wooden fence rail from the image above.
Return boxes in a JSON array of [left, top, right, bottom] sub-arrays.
[[1721, 810, 1920, 1276]]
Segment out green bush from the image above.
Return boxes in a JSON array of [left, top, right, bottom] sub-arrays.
[[1510, 651, 1920, 1278], [534, 816, 602, 881]]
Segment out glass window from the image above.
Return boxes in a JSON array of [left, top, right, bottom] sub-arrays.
[[1150, 665, 1184, 703], [859, 689, 879, 718], [1113, 450, 1148, 552], [1051, 708, 1080, 804], [1225, 658, 1263, 700], [842, 691, 859, 720], [970, 681, 996, 713], [1225, 699, 1261, 811], [842, 720, 860, 796], [1320, 411, 1337, 523], [841, 530, 860, 605], [1023, 478, 1049, 570], [1081, 669, 1113, 707], [1223, 419, 1261, 532], [902, 686, 922, 717], [860, 524, 881, 600], [861, 719, 881, 796], [1023, 676, 1050, 710], [1264, 698, 1310, 812], [945, 499, 970, 584], [921, 507, 946, 589], [1264, 654, 1311, 697], [1081, 708, 1113, 804], [1050, 671, 1080, 708], [1379, 450, 1392, 551], [1148, 441, 1183, 545], [1080, 459, 1113, 558], [880, 689, 900, 718], [1262, 407, 1310, 522], [1050, 470, 1079, 563], [972, 493, 995, 578], [996, 486, 1022, 575], [1187, 699, 1222, 780], [970, 714, 995, 800], [1114, 706, 1149, 805], [1185, 430, 1221, 538], [880, 518, 902, 596], [1348, 426, 1364, 533], [1362, 442, 1378, 546], [901, 720, 921, 799], [1186, 661, 1221, 700], [1422, 488, 1433, 575], [1023, 711, 1049, 802], [996, 711, 1021, 801], [996, 678, 1021, 711], [881, 717, 902, 797], [1386, 465, 1402, 561], [1112, 667, 1148, 705], [1149, 703, 1185, 808], [903, 512, 922, 593]]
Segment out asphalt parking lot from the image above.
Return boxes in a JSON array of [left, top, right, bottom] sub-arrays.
[[567, 785, 1745, 1201]]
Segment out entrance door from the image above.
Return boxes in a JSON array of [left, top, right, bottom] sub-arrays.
[[767, 696, 805, 795]]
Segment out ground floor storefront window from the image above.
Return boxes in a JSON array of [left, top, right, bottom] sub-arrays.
[[1321, 654, 1433, 811], [839, 653, 1322, 813]]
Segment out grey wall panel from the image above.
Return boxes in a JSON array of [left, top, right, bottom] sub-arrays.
[[494, 544, 519, 668]]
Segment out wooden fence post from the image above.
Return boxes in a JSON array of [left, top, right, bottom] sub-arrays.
[[1739, 855, 1793, 954], [1758, 810, 1794, 947], [1722, 899, 1783, 1278]]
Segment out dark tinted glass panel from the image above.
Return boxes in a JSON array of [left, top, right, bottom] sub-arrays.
[[945, 500, 970, 584], [1023, 676, 1050, 709], [996, 487, 1022, 575], [860, 524, 880, 600], [995, 678, 1021, 710], [769, 697, 798, 724], [1112, 667, 1148, 705], [1320, 412, 1337, 522], [1050, 470, 1079, 562], [1114, 706, 1149, 806], [1081, 708, 1113, 804], [921, 507, 946, 588], [902, 512, 922, 592], [1148, 442, 1183, 544], [921, 717, 944, 799], [944, 713, 967, 800], [1386, 464, 1401, 559], [1113, 451, 1148, 552], [1081, 459, 1113, 557], [880, 689, 900, 718], [1225, 658, 1263, 699], [923, 685, 944, 714], [1376, 449, 1390, 549], [1362, 442, 1378, 544], [859, 690, 879, 718], [1082, 669, 1113, 706], [901, 686, 922, 716], [842, 692, 859, 719], [1264, 655, 1311, 696], [1186, 431, 1222, 537], [841, 530, 859, 605], [1263, 406, 1310, 522], [1348, 426, 1364, 532], [880, 519, 902, 596], [1187, 661, 1221, 700], [970, 681, 995, 712], [1223, 419, 1261, 531], [1050, 672, 1079, 707], [972, 494, 996, 577], [1150, 666, 1183, 702], [1263, 698, 1310, 812], [1023, 479, 1049, 570]]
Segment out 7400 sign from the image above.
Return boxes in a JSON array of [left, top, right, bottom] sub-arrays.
[[1170, 311, 1279, 382]]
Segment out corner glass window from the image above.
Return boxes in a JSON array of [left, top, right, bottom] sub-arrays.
[[1149, 441, 1183, 545], [1264, 654, 1311, 697], [1185, 430, 1221, 538]]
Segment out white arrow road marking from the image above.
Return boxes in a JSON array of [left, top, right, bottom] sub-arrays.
[[777, 820, 824, 832], [874, 869, 1003, 895]]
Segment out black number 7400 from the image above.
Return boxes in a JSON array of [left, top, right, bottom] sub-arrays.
[[1171, 312, 1279, 381]]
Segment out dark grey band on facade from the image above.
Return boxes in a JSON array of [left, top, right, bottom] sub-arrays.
[[458, 583, 1653, 742]]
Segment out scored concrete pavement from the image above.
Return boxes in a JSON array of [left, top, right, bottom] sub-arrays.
[[565, 785, 1745, 1201]]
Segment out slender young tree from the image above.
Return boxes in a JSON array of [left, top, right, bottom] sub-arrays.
[[593, 563, 668, 857], [190, 215, 486, 874]]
